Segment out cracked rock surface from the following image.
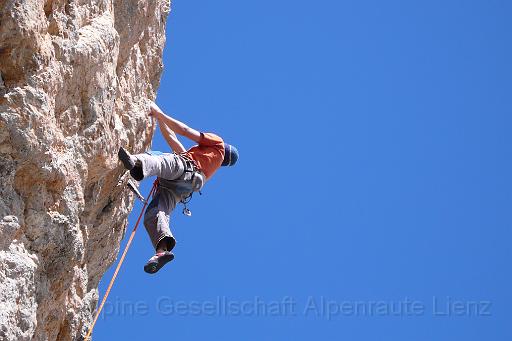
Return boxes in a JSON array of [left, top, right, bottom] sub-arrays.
[[0, 0, 170, 339]]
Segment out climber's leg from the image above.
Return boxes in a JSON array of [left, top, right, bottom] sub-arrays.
[[118, 147, 185, 181], [143, 189, 178, 251], [142, 188, 179, 274]]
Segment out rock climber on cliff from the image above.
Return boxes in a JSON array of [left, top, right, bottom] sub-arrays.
[[118, 102, 238, 274]]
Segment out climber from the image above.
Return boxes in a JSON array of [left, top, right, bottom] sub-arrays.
[[118, 102, 238, 274]]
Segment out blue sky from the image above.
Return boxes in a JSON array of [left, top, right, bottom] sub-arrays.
[[95, 1, 512, 340]]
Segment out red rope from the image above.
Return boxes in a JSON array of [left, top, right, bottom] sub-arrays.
[[84, 179, 158, 341]]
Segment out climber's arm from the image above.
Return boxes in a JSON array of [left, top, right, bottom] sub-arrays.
[[149, 102, 202, 143], [158, 121, 186, 154]]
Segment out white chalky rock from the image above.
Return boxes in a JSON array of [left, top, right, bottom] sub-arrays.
[[0, 0, 171, 339]]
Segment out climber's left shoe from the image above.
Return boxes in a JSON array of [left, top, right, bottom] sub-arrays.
[[118, 147, 136, 170], [144, 251, 175, 274]]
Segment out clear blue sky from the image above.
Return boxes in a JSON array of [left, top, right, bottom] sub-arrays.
[[95, 1, 511, 340]]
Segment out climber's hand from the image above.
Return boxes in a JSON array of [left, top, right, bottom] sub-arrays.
[[148, 101, 162, 118]]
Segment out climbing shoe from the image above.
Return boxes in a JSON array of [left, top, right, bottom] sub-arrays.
[[118, 147, 144, 181], [118, 147, 135, 170], [144, 251, 175, 274]]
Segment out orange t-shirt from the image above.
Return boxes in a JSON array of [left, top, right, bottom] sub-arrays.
[[183, 132, 225, 180]]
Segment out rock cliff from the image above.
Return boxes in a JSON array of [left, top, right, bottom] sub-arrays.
[[0, 0, 170, 339]]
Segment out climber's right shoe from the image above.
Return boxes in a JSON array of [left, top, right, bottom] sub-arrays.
[[144, 251, 175, 274], [118, 147, 136, 170]]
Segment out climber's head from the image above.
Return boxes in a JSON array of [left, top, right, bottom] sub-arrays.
[[222, 143, 239, 167]]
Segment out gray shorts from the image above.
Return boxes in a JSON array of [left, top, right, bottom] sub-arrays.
[[133, 152, 204, 251]]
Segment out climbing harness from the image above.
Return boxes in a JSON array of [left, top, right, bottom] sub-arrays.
[[177, 153, 204, 217], [143, 150, 204, 217], [84, 179, 159, 341], [154, 152, 204, 217], [180, 190, 202, 217], [179, 153, 204, 191]]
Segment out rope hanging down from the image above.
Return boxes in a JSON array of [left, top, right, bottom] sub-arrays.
[[84, 179, 158, 341]]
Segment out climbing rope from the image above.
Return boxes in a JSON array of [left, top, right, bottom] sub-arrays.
[[84, 179, 158, 341]]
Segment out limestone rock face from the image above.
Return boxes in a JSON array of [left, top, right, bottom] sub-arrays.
[[0, 1, 170, 340]]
